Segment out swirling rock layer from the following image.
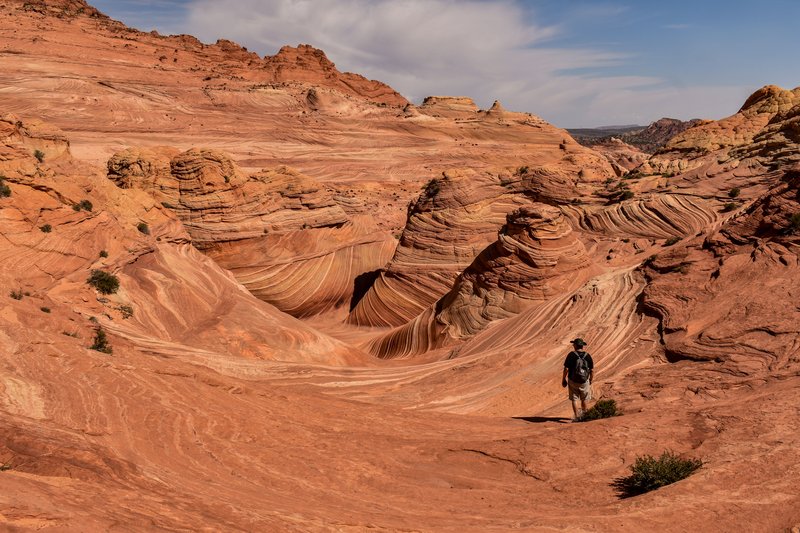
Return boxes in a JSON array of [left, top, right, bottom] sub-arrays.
[[641, 166, 800, 370], [108, 147, 395, 316], [367, 205, 599, 358], [349, 161, 613, 327], [348, 169, 532, 327]]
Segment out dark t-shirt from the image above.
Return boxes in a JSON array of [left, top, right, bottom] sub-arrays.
[[563, 351, 594, 382]]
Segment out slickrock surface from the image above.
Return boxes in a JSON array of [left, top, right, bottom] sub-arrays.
[[1, 3, 800, 532], [641, 165, 800, 369]]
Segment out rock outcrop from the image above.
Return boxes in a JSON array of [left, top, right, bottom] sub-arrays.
[[108, 148, 396, 317], [264, 44, 408, 106], [640, 165, 800, 371], [367, 205, 600, 358]]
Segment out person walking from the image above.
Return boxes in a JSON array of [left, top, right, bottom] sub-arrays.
[[561, 338, 594, 421]]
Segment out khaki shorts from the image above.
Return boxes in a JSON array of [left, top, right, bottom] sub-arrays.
[[568, 379, 592, 402]]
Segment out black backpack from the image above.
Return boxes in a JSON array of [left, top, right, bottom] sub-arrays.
[[572, 351, 590, 383]]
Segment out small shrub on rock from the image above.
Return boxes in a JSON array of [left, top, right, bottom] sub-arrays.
[[423, 178, 441, 198], [664, 237, 680, 246], [613, 451, 702, 498], [721, 202, 738, 213], [9, 289, 23, 300], [40, 224, 52, 233], [90, 327, 113, 354], [99, 250, 108, 258], [73, 199, 93, 212], [33, 149, 45, 163], [790, 212, 800, 233], [87, 270, 119, 294], [580, 399, 620, 421], [728, 187, 741, 198], [0, 177, 10, 198], [137, 222, 150, 235], [40, 306, 51, 313]]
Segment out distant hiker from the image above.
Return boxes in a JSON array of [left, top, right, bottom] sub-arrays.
[[561, 338, 594, 421]]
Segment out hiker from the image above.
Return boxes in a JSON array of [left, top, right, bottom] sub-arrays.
[[561, 338, 594, 421]]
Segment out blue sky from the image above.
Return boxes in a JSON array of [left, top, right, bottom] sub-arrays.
[[89, 0, 800, 127]]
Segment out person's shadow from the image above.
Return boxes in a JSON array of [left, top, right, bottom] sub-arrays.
[[513, 416, 571, 424]]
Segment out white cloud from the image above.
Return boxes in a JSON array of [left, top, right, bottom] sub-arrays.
[[176, 0, 748, 127]]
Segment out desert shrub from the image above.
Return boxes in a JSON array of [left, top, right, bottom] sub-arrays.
[[517, 165, 529, 175], [664, 237, 680, 246], [119, 305, 133, 319], [73, 199, 93, 211], [33, 149, 45, 163], [87, 270, 119, 294], [0, 177, 10, 198], [99, 250, 108, 258], [137, 222, 150, 235], [728, 187, 741, 198], [423, 178, 441, 198], [721, 202, 738, 212], [613, 451, 702, 498], [39, 224, 52, 233], [790, 212, 800, 233], [0, 463, 10, 472], [620, 190, 634, 201], [580, 399, 620, 421], [90, 327, 112, 354], [40, 306, 51, 313], [9, 289, 23, 300]]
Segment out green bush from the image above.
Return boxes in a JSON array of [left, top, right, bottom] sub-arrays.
[[728, 187, 741, 198], [0, 177, 10, 198], [613, 451, 702, 498], [119, 305, 133, 319], [137, 222, 150, 235], [9, 289, 23, 300], [33, 149, 45, 163], [790, 213, 800, 233], [90, 327, 113, 354], [423, 178, 441, 198], [721, 202, 738, 213], [40, 306, 51, 313], [73, 199, 93, 212], [517, 165, 529, 175], [87, 270, 119, 294], [40, 224, 52, 233], [580, 399, 620, 421], [664, 237, 680, 246], [99, 250, 108, 258]]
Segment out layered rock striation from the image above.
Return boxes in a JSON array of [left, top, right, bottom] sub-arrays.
[[366, 205, 599, 358], [108, 148, 396, 317]]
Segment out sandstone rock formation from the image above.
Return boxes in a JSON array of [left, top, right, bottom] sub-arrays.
[[108, 147, 396, 317], [366, 205, 600, 358], [1, 3, 800, 532]]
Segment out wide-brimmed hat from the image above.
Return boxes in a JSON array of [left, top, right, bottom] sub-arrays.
[[571, 338, 587, 346]]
